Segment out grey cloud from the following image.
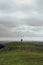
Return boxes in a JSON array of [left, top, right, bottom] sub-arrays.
[[8, 25, 43, 37], [22, 19, 43, 25], [33, 0, 43, 13], [0, 0, 43, 38]]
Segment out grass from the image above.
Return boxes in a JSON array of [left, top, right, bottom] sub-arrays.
[[0, 42, 43, 65]]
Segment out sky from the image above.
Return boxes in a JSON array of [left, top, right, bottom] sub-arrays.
[[0, 0, 43, 41]]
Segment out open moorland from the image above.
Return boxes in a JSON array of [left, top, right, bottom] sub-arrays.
[[0, 42, 43, 65]]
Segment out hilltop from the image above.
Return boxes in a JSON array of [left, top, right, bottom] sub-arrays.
[[0, 42, 43, 65]]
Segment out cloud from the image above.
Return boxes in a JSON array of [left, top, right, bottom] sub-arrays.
[[0, 0, 43, 39], [16, 0, 32, 4], [15, 11, 27, 19], [8, 25, 43, 37]]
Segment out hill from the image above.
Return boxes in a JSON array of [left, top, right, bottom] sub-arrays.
[[0, 42, 43, 65]]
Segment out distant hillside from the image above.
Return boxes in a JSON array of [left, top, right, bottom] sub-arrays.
[[0, 41, 43, 45]]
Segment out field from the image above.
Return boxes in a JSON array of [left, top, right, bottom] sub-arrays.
[[0, 42, 43, 65]]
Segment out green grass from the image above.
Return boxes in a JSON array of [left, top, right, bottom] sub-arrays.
[[0, 42, 43, 65]]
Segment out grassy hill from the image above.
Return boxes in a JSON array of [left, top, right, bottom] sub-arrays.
[[0, 42, 43, 65]]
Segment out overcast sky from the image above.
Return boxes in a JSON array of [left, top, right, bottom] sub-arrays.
[[0, 0, 43, 40]]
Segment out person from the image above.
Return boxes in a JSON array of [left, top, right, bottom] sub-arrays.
[[21, 39, 23, 42]]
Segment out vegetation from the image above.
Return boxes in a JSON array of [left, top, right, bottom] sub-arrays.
[[0, 42, 43, 65]]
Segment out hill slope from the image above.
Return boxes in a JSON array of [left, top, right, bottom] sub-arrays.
[[0, 42, 43, 65]]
